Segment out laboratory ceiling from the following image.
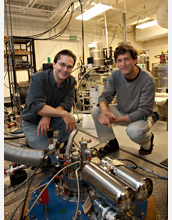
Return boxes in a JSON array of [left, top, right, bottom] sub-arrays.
[[4, 0, 167, 36]]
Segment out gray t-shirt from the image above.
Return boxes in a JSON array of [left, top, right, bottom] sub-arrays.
[[98, 67, 155, 122]]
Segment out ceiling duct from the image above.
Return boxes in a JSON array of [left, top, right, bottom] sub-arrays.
[[156, 0, 168, 29]]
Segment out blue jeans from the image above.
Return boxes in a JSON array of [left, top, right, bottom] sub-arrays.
[[22, 117, 72, 150], [91, 104, 156, 150]]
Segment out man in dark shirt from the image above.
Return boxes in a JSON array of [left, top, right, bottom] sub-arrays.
[[21, 49, 77, 149]]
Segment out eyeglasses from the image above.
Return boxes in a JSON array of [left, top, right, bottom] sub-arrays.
[[57, 62, 73, 70]]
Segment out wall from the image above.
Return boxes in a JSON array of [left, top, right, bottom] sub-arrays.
[[143, 36, 168, 71], [4, 26, 168, 99]]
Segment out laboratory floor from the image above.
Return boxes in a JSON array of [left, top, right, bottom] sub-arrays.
[[76, 114, 168, 168], [4, 115, 168, 220]]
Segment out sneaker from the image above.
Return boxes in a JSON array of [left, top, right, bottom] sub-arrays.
[[98, 138, 119, 156], [139, 133, 154, 155]]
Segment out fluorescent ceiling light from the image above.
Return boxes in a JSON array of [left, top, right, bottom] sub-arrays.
[[136, 20, 158, 29], [137, 17, 151, 23], [76, 3, 112, 21]]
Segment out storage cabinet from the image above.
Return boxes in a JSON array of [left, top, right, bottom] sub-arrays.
[[5, 36, 36, 113]]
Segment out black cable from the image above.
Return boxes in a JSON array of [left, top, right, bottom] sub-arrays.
[[4, 166, 51, 197], [108, 26, 118, 46], [4, 83, 10, 89], [73, 140, 80, 149], [79, 0, 85, 65], [17, 3, 73, 39], [33, 3, 71, 38], [117, 158, 168, 180], [35, 3, 74, 41], [10, 182, 48, 220], [117, 158, 137, 169], [22, 161, 80, 219], [136, 166, 168, 180], [19, 153, 47, 220]]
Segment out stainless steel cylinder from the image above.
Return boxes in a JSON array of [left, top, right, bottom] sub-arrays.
[[112, 165, 153, 201], [71, 151, 80, 171], [89, 41, 104, 66], [101, 157, 153, 201], [81, 162, 135, 213]]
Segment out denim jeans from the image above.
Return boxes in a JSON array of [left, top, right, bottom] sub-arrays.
[[91, 104, 156, 150], [22, 116, 72, 150]]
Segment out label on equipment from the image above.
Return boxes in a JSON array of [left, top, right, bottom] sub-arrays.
[[82, 195, 92, 214]]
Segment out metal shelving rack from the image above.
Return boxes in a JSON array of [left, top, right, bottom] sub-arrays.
[[5, 36, 36, 114]]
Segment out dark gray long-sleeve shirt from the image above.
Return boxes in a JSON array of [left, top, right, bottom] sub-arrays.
[[98, 67, 155, 122], [21, 69, 76, 124]]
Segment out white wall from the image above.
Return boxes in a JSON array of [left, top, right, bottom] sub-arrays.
[[143, 36, 168, 71], [4, 27, 168, 98]]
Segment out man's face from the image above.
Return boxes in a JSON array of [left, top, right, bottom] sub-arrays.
[[53, 55, 74, 82], [116, 52, 137, 77]]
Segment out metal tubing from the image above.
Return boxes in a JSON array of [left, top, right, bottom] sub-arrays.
[[93, 199, 119, 220], [4, 142, 45, 166], [65, 129, 78, 157], [104, 13, 109, 58], [122, 13, 127, 43]]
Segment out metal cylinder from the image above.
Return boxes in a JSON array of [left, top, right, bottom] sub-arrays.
[[89, 41, 104, 66], [152, 63, 168, 92], [71, 151, 80, 171], [112, 166, 153, 201], [101, 157, 153, 201], [4, 142, 45, 166], [81, 162, 135, 213]]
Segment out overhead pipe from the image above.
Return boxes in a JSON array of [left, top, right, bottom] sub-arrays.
[[104, 13, 109, 58], [25, 0, 39, 9], [49, 0, 79, 21], [122, 13, 127, 44]]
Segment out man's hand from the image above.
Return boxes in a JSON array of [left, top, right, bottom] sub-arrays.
[[37, 105, 77, 134], [98, 111, 117, 128], [62, 112, 77, 133], [37, 116, 51, 136]]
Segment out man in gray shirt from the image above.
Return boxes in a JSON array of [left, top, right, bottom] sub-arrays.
[[21, 49, 77, 149], [91, 44, 158, 155]]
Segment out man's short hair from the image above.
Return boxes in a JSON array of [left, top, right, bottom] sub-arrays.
[[54, 49, 77, 66], [114, 44, 138, 62]]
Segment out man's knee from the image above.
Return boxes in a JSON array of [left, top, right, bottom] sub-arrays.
[[126, 124, 146, 142], [24, 130, 49, 149]]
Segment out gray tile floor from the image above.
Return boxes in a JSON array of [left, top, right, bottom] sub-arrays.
[[76, 114, 168, 168]]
